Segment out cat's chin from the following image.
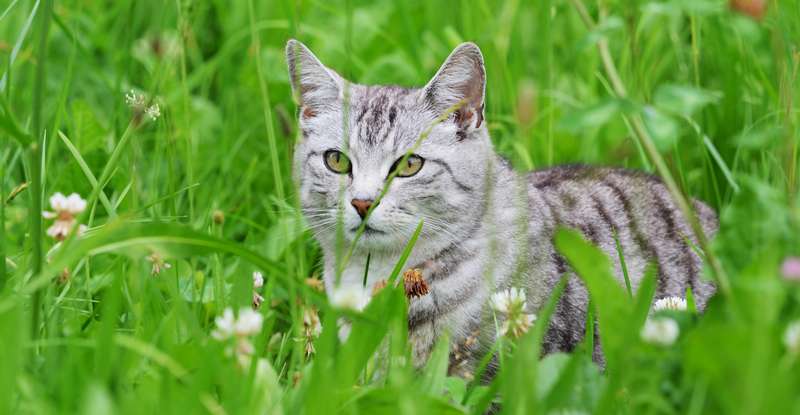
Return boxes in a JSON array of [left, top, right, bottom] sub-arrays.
[[347, 227, 403, 251]]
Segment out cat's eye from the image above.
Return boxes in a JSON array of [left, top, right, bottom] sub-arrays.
[[390, 154, 425, 178], [324, 150, 351, 174]]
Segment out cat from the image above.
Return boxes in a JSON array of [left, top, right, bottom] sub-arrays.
[[285, 39, 717, 376]]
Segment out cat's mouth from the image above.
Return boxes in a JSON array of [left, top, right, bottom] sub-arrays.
[[351, 224, 385, 235]]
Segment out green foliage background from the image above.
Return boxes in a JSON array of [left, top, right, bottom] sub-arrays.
[[2, 0, 799, 413]]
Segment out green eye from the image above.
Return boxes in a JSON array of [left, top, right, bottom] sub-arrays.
[[324, 150, 351, 174], [391, 154, 425, 178]]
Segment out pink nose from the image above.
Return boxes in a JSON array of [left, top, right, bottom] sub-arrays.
[[351, 199, 374, 219]]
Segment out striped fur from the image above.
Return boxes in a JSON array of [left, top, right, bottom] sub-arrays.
[[286, 40, 717, 376]]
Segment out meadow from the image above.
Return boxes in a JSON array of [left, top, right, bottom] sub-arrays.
[[2, 0, 800, 413]]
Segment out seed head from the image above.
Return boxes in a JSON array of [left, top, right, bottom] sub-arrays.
[[403, 268, 429, 299]]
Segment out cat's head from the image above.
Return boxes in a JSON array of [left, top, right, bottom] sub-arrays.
[[286, 40, 494, 253]]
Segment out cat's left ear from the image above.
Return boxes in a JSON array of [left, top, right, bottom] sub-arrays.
[[422, 42, 486, 131]]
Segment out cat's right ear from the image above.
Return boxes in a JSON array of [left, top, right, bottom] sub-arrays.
[[285, 39, 343, 119]]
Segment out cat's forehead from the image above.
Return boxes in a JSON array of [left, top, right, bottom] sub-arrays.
[[349, 85, 425, 150]]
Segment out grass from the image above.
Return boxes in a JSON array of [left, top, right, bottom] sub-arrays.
[[2, 0, 800, 413]]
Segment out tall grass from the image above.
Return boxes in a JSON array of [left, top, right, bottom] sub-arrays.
[[1, 0, 799, 414]]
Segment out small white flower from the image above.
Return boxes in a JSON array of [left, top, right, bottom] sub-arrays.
[[145, 104, 161, 121], [641, 317, 680, 346], [330, 285, 371, 311], [125, 90, 146, 108], [653, 296, 688, 312], [212, 308, 236, 340], [253, 272, 264, 289], [490, 287, 527, 314], [234, 308, 263, 337], [212, 307, 263, 340], [784, 320, 800, 355], [212, 307, 263, 367], [125, 89, 162, 122], [491, 288, 535, 339], [42, 192, 87, 241], [498, 312, 537, 339], [146, 252, 171, 276]]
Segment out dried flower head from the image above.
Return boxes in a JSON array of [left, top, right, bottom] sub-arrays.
[[303, 307, 322, 338], [42, 192, 88, 241], [403, 268, 429, 299], [134, 31, 183, 62], [305, 277, 324, 292], [641, 317, 680, 346], [784, 320, 800, 355], [252, 292, 265, 309], [302, 306, 322, 357], [781, 257, 800, 282], [146, 252, 172, 276], [58, 267, 71, 284], [330, 285, 371, 311], [653, 296, 688, 312], [212, 209, 225, 225]]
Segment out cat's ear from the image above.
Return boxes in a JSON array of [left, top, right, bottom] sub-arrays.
[[422, 42, 486, 130], [286, 39, 343, 118]]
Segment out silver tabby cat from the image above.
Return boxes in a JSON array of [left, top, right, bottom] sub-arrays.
[[285, 39, 717, 375]]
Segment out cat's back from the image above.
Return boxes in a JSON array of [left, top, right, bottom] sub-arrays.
[[525, 164, 717, 308]]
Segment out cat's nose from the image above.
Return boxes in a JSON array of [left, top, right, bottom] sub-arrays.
[[351, 199, 375, 219]]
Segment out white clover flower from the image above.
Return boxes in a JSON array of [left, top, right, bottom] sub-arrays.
[[234, 308, 264, 337], [253, 272, 264, 289], [491, 287, 536, 339], [212, 308, 237, 340], [498, 312, 537, 339], [784, 320, 800, 355], [330, 285, 371, 311], [145, 104, 161, 121], [146, 252, 171, 276], [212, 307, 263, 340], [653, 296, 688, 312], [212, 307, 264, 367], [490, 287, 527, 314], [251, 271, 265, 309], [641, 317, 680, 346], [42, 192, 87, 240]]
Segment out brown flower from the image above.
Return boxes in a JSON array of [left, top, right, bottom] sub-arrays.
[[403, 269, 429, 299]]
